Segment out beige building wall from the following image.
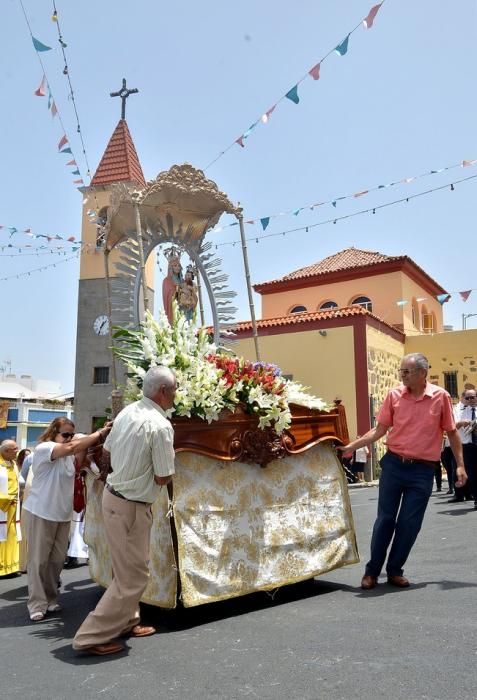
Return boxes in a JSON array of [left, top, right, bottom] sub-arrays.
[[400, 274, 444, 334], [234, 326, 358, 437], [405, 329, 477, 397]]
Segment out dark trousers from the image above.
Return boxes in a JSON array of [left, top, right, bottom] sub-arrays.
[[453, 443, 476, 502], [434, 464, 442, 490], [441, 446, 455, 492], [365, 452, 434, 578]]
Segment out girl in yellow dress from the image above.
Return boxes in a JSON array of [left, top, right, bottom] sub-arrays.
[[0, 440, 21, 577]]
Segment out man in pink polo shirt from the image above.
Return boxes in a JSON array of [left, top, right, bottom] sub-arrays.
[[340, 352, 466, 590]]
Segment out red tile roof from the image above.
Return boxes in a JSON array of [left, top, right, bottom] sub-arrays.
[[254, 247, 446, 295], [91, 119, 145, 187], [229, 305, 403, 338]]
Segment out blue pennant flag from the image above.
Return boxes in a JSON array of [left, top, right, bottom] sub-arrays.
[[32, 36, 52, 52], [260, 217, 270, 231], [71, 169, 80, 175], [335, 34, 350, 56], [332, 201, 337, 208], [285, 85, 300, 104], [60, 147, 72, 154], [436, 293, 451, 305]]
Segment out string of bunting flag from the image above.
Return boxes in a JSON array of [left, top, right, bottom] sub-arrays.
[[209, 157, 477, 234], [395, 290, 474, 306], [215, 172, 477, 248], [0, 252, 79, 282], [204, 1, 386, 170]]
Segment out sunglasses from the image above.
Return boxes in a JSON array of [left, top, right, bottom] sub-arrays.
[[60, 432, 75, 439]]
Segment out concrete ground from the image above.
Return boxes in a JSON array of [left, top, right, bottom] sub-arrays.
[[1, 485, 476, 700]]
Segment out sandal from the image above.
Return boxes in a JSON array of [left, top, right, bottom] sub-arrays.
[[30, 612, 45, 622]]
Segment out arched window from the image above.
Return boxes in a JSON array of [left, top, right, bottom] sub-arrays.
[[351, 296, 373, 312], [319, 300, 338, 310], [290, 305, 307, 314], [411, 298, 420, 329]]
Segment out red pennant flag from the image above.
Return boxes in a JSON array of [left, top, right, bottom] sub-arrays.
[[73, 179, 84, 184], [66, 159, 77, 166], [363, 2, 383, 28], [236, 136, 245, 148], [67, 236, 76, 242], [51, 101, 58, 117], [261, 105, 276, 124], [34, 75, 46, 97], [308, 63, 321, 81], [462, 159, 477, 167], [459, 290, 472, 302], [354, 190, 369, 198], [24, 228, 31, 233], [58, 134, 68, 150]]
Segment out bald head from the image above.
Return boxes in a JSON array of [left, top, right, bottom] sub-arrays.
[[0, 440, 18, 459]]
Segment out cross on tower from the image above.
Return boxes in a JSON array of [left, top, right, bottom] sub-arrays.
[[110, 78, 139, 120]]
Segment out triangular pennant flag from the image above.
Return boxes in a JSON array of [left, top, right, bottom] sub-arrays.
[[47, 91, 52, 109], [354, 190, 369, 198], [285, 85, 299, 104], [235, 136, 245, 148], [71, 169, 80, 175], [32, 36, 52, 52], [261, 105, 276, 124], [67, 236, 76, 242], [292, 208, 301, 216], [51, 101, 58, 117], [260, 217, 270, 231], [66, 159, 77, 166], [436, 293, 451, 305], [363, 2, 383, 29], [308, 62, 321, 80], [396, 300, 408, 306], [335, 35, 350, 56], [60, 147, 72, 154], [34, 75, 47, 97], [462, 159, 477, 167], [332, 201, 337, 208], [459, 290, 472, 302], [58, 135, 68, 150], [73, 179, 84, 184]]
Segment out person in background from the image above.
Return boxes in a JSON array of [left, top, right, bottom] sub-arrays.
[[73, 366, 176, 656], [441, 434, 455, 495], [339, 353, 466, 590], [0, 440, 21, 578], [353, 438, 369, 483], [23, 418, 111, 622], [448, 388, 477, 507], [16, 448, 31, 573]]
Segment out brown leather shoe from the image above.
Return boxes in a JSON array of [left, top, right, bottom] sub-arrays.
[[361, 574, 378, 589], [129, 624, 156, 638], [387, 574, 410, 587], [81, 641, 125, 656]]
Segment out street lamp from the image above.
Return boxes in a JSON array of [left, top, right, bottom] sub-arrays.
[[462, 313, 477, 330]]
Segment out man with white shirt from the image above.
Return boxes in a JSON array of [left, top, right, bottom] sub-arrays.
[[448, 389, 477, 506], [73, 366, 176, 656]]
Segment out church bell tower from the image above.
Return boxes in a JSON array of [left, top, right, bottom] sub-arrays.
[[73, 83, 154, 432]]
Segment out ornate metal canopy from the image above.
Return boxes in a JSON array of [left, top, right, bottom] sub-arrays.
[[100, 164, 240, 344]]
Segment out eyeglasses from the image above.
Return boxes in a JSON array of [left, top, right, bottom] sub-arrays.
[[398, 369, 417, 376], [60, 432, 75, 439], [464, 396, 477, 400]]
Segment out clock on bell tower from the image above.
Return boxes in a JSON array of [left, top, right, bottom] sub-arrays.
[[73, 86, 154, 432]]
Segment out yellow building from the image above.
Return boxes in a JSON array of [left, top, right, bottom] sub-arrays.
[[233, 247, 471, 439]]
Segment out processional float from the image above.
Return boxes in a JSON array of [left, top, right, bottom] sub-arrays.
[[85, 163, 359, 609]]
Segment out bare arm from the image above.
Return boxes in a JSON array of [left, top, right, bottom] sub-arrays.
[[447, 429, 467, 486], [338, 423, 389, 453], [51, 424, 112, 460]]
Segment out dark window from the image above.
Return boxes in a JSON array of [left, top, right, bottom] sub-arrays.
[[352, 296, 372, 312], [93, 367, 110, 385], [290, 305, 307, 314], [320, 300, 338, 309], [443, 371, 458, 399], [95, 208, 108, 248]]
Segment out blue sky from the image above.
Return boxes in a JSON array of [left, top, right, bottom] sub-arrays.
[[2, 0, 476, 392]]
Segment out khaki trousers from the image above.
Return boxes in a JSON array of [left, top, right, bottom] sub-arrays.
[[25, 511, 70, 615], [73, 488, 153, 649]]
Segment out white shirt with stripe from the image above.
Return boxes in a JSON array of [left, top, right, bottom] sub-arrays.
[[105, 396, 175, 504]]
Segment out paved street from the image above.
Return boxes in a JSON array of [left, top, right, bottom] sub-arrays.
[[1, 486, 476, 700]]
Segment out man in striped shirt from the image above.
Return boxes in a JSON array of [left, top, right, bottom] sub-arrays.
[[73, 366, 176, 656]]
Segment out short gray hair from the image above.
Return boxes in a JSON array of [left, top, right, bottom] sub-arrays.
[[143, 366, 176, 398], [402, 352, 429, 371], [0, 439, 17, 456]]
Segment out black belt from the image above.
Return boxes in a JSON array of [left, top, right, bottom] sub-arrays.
[[106, 483, 149, 505], [387, 450, 439, 469]]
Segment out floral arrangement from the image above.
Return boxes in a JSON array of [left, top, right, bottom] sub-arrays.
[[113, 306, 329, 434]]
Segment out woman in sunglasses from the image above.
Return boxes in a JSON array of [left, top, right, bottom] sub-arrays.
[[23, 417, 111, 621]]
